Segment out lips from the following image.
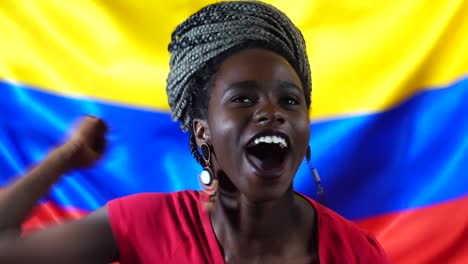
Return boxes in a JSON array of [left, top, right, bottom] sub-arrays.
[[244, 130, 291, 178]]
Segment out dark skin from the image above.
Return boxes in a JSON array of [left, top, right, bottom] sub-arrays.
[[0, 116, 118, 263], [194, 49, 318, 263], [0, 49, 318, 263]]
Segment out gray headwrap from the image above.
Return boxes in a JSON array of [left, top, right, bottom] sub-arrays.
[[167, 0, 311, 132]]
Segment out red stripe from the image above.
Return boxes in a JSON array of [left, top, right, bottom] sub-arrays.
[[21, 202, 88, 234], [356, 196, 468, 264]]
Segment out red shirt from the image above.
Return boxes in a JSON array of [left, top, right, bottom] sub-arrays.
[[108, 190, 390, 263]]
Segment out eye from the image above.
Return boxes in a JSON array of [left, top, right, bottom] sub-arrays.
[[231, 96, 255, 104], [279, 95, 299, 106]]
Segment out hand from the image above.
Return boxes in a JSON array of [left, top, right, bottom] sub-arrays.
[[59, 115, 108, 170]]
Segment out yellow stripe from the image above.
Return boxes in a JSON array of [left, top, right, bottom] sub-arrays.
[[0, 0, 467, 119]]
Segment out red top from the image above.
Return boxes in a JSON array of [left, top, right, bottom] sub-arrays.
[[108, 190, 390, 263]]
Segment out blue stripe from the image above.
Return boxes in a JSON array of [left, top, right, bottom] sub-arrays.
[[1, 78, 467, 220]]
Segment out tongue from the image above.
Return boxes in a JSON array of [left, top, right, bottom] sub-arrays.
[[247, 153, 283, 171], [246, 144, 285, 171]]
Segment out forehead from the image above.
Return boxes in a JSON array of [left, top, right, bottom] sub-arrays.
[[213, 48, 303, 91]]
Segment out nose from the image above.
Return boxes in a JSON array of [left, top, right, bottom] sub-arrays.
[[253, 100, 285, 126]]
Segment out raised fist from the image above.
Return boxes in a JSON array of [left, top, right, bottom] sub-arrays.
[[59, 115, 108, 170]]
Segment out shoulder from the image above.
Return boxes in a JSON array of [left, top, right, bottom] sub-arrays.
[[106, 190, 203, 262], [302, 195, 390, 263], [108, 190, 199, 215], [107, 190, 202, 229]]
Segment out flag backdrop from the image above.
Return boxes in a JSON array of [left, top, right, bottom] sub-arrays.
[[1, 0, 467, 263]]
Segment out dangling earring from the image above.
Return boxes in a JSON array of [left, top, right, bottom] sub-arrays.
[[306, 146, 325, 204], [199, 143, 218, 211]]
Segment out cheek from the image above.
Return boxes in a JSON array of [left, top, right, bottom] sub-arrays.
[[208, 117, 243, 177], [302, 116, 310, 135], [296, 115, 310, 144], [210, 113, 235, 140], [208, 107, 249, 142], [208, 112, 240, 157]]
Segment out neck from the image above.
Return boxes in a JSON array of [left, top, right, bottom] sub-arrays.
[[210, 188, 315, 258]]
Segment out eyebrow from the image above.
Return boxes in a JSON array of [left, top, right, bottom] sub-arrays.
[[225, 80, 302, 94], [277, 80, 303, 92]]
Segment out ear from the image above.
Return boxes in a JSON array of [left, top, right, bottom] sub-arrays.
[[193, 118, 210, 146]]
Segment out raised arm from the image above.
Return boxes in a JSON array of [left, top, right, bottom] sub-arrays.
[[0, 116, 118, 263]]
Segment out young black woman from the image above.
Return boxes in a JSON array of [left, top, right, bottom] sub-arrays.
[[0, 1, 390, 263]]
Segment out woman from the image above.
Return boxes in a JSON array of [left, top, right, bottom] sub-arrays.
[[0, 1, 389, 263]]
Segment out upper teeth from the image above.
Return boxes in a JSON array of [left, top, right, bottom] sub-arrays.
[[253, 135, 288, 148]]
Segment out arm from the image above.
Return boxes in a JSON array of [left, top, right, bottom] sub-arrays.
[[0, 147, 74, 233], [0, 206, 118, 264], [0, 116, 119, 263]]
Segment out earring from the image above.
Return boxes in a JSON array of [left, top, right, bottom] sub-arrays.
[[306, 146, 325, 204], [199, 143, 218, 211]]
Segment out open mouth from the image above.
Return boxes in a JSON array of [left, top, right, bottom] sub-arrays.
[[245, 134, 290, 174]]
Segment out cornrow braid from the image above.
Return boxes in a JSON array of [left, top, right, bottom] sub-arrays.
[[166, 1, 311, 166]]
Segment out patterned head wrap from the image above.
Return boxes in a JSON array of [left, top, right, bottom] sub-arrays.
[[166, 1, 311, 132]]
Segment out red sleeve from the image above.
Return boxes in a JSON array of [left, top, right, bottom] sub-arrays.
[[311, 198, 391, 263], [107, 191, 210, 264], [107, 195, 139, 263], [107, 193, 172, 264], [362, 231, 391, 263]]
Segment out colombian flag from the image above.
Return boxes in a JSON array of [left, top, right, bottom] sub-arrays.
[[1, 1, 467, 263]]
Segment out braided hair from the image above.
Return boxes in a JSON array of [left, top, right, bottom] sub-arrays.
[[166, 1, 311, 166]]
